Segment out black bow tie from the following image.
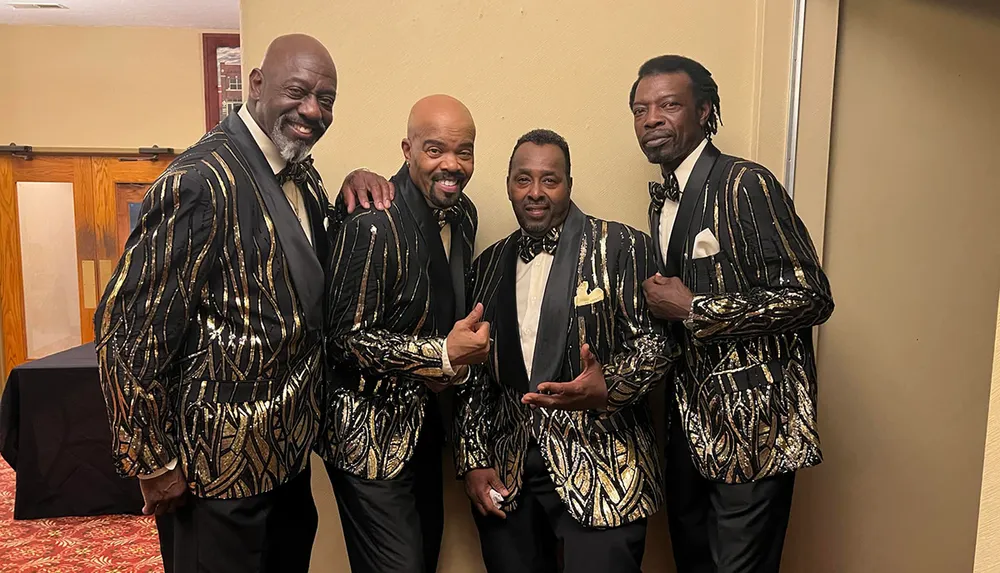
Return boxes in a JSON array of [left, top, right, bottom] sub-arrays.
[[432, 205, 462, 230], [277, 156, 314, 187], [649, 172, 681, 211], [518, 227, 560, 263]]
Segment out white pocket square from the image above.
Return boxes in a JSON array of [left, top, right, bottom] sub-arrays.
[[574, 281, 605, 306], [691, 229, 721, 260]]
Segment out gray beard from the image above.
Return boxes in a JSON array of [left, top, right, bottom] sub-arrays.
[[270, 116, 314, 163]]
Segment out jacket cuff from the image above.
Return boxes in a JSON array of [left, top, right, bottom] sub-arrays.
[[138, 457, 178, 480]]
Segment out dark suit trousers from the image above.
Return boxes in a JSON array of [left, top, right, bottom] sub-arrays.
[[473, 444, 647, 573], [155, 465, 318, 573], [665, 406, 795, 573], [327, 405, 444, 573]]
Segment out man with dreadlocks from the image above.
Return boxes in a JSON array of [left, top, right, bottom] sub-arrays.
[[632, 55, 834, 573]]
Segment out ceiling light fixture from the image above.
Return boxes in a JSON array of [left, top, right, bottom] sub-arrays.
[[6, 2, 69, 9]]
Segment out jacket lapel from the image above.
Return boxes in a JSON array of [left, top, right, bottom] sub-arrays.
[[649, 201, 666, 275], [494, 235, 530, 393], [393, 165, 456, 327], [663, 141, 721, 278], [448, 200, 470, 318], [301, 172, 329, 265], [221, 113, 324, 331], [528, 203, 585, 391]]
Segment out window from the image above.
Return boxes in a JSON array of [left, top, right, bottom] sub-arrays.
[[221, 101, 242, 120], [203, 33, 241, 130]]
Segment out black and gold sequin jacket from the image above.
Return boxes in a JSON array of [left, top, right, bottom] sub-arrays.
[[94, 112, 331, 499], [454, 204, 676, 529], [650, 141, 835, 484], [316, 164, 477, 479]]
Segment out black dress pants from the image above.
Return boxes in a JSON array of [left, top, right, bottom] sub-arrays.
[[666, 407, 795, 573], [155, 464, 318, 573], [327, 422, 444, 573], [473, 444, 647, 573]]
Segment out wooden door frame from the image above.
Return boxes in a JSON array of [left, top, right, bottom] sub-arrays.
[[0, 155, 21, 380], [203, 33, 241, 131]]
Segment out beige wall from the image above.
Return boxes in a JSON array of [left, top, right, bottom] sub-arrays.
[[781, 1, 1000, 572], [241, 0, 795, 250], [976, 296, 1000, 572], [240, 0, 796, 571], [0, 25, 226, 150]]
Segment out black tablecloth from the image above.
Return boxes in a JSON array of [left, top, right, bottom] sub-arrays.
[[0, 343, 143, 519]]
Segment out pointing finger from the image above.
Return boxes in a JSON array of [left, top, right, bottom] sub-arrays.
[[534, 382, 564, 395], [522, 392, 561, 408]]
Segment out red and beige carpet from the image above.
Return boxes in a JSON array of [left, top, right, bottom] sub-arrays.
[[0, 462, 162, 572]]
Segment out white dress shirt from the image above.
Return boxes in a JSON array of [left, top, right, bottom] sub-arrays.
[[237, 104, 313, 246], [516, 250, 555, 379], [658, 137, 709, 266]]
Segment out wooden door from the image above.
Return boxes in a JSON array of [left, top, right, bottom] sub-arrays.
[[0, 154, 173, 380], [92, 157, 175, 263]]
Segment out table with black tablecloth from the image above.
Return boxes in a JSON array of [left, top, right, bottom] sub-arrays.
[[0, 343, 143, 519]]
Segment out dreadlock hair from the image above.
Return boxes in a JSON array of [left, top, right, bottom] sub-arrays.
[[507, 128, 572, 179], [629, 55, 723, 139]]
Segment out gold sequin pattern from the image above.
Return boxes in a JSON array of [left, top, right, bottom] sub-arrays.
[[320, 192, 477, 479], [455, 215, 674, 528], [671, 158, 833, 483], [95, 128, 327, 499]]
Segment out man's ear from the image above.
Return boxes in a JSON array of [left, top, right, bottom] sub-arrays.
[[698, 101, 711, 130], [401, 138, 412, 163], [249, 68, 264, 101]]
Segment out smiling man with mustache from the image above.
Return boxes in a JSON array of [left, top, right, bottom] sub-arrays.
[[95, 34, 341, 573], [454, 129, 675, 573], [632, 55, 834, 573], [319, 94, 490, 573]]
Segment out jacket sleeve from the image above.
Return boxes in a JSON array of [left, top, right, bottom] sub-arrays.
[[686, 165, 834, 340], [452, 256, 494, 476], [603, 228, 676, 414], [327, 208, 450, 393], [453, 364, 495, 476], [94, 166, 223, 478]]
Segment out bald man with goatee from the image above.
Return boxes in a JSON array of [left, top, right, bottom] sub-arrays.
[[318, 94, 489, 573], [95, 34, 353, 572]]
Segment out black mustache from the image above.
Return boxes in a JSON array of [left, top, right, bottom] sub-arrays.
[[642, 130, 674, 144]]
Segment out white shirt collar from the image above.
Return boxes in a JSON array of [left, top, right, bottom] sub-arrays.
[[237, 103, 286, 175], [672, 137, 709, 192]]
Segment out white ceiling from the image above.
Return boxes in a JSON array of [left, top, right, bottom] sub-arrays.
[[0, 0, 239, 29]]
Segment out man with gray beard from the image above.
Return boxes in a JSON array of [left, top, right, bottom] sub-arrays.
[[94, 34, 372, 573]]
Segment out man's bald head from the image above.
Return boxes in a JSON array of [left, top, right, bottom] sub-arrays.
[[259, 34, 336, 79], [402, 95, 476, 209], [406, 94, 476, 141], [247, 34, 338, 163]]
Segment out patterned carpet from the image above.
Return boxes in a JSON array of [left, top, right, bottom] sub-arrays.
[[0, 462, 163, 572]]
